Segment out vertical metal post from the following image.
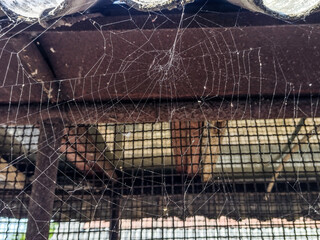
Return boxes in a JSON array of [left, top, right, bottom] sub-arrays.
[[109, 197, 120, 240], [26, 119, 64, 240]]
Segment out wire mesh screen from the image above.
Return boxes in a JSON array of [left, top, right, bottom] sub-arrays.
[[0, 118, 320, 239]]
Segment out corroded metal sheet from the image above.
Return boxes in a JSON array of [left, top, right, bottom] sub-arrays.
[[0, 12, 319, 123], [37, 25, 320, 101], [0, 36, 53, 103]]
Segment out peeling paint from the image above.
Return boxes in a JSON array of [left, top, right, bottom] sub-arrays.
[[31, 69, 38, 76]]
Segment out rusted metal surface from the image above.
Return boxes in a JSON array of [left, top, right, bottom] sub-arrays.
[[202, 121, 227, 182], [60, 126, 117, 180], [0, 35, 57, 104], [26, 119, 64, 240], [0, 11, 319, 123], [0, 12, 319, 103], [36, 24, 320, 102], [0, 95, 318, 125], [11, 35, 59, 102], [171, 121, 203, 176], [0, 39, 47, 104]]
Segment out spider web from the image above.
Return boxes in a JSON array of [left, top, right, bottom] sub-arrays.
[[0, 1, 320, 239]]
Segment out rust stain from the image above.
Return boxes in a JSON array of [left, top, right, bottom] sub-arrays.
[[171, 121, 203, 176]]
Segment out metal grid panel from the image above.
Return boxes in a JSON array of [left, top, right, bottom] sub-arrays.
[[0, 118, 319, 239]]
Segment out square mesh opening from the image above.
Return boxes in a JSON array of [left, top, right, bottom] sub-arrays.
[[0, 118, 319, 239]]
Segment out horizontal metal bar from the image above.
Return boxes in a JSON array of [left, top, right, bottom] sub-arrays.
[[2, 191, 320, 221], [0, 95, 318, 124]]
